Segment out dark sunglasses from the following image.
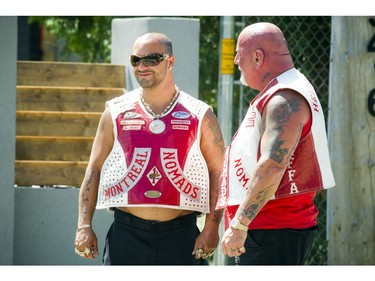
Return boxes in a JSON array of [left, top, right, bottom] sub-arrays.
[[130, 53, 170, 67]]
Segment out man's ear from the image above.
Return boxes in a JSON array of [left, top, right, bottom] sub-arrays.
[[254, 49, 264, 69], [168, 56, 175, 70]]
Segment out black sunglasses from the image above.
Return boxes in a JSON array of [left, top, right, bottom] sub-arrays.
[[130, 53, 170, 67]]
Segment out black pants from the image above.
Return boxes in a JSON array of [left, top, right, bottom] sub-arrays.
[[102, 209, 207, 265], [235, 226, 317, 265]]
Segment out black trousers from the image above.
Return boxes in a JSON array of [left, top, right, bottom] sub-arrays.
[[235, 226, 317, 265], [102, 209, 207, 265]]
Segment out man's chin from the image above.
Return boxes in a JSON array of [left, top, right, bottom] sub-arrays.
[[240, 76, 248, 86]]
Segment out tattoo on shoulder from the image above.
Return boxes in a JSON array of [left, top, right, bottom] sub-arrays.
[[206, 112, 223, 146], [270, 139, 288, 164], [268, 93, 303, 164], [271, 94, 302, 124]]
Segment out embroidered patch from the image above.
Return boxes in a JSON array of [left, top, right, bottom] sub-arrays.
[[120, 119, 145, 125], [172, 125, 189, 130], [122, 125, 142, 131], [171, 120, 191, 125], [123, 111, 142, 119], [172, 111, 191, 119], [147, 166, 162, 186]]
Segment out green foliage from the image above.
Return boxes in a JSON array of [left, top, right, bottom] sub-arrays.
[[29, 16, 221, 110], [195, 16, 221, 111], [29, 16, 113, 62]]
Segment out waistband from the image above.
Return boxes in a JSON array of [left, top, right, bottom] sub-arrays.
[[113, 208, 198, 232]]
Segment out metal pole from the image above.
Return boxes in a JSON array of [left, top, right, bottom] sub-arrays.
[[215, 15, 235, 266], [218, 16, 235, 146]]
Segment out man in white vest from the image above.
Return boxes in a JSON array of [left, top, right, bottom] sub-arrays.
[[217, 22, 335, 265], [74, 32, 224, 265]]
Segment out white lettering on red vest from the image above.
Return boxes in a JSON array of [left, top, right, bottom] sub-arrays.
[[286, 158, 299, 195], [289, 182, 299, 194], [104, 148, 150, 199], [161, 148, 200, 201]]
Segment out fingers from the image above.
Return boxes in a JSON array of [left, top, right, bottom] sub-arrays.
[[221, 229, 247, 257], [223, 245, 246, 257], [75, 228, 98, 259], [92, 240, 99, 257], [74, 246, 96, 259], [194, 248, 214, 260]]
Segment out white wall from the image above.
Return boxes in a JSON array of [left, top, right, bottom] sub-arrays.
[[13, 188, 112, 265]]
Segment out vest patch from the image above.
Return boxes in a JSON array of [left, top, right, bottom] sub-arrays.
[[161, 148, 200, 201], [104, 148, 151, 199], [147, 166, 162, 186]]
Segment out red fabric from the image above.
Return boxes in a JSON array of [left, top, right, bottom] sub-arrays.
[[116, 102, 198, 205], [224, 191, 318, 230], [224, 116, 318, 230]]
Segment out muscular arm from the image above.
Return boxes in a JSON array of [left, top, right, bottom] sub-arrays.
[[78, 107, 114, 226], [201, 109, 225, 227], [75, 106, 114, 258], [193, 108, 225, 256], [235, 90, 311, 226]]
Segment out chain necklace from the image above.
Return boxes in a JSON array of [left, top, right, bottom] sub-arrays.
[[140, 86, 180, 119], [140, 86, 180, 134]]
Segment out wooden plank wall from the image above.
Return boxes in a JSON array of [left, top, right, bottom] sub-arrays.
[[15, 61, 125, 187]]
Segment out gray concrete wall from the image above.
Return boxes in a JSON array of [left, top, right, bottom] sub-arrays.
[[13, 188, 112, 265], [0, 16, 17, 265], [111, 17, 200, 98]]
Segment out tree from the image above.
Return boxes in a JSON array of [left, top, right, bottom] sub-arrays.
[[29, 16, 112, 63]]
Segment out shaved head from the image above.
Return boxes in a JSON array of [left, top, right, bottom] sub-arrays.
[[239, 22, 290, 58], [133, 32, 173, 55], [235, 22, 294, 90]]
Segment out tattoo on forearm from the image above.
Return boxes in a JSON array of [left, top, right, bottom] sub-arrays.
[[79, 170, 96, 218], [212, 210, 223, 223], [240, 185, 275, 222], [82, 170, 95, 202]]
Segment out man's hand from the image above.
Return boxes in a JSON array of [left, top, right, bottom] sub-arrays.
[[221, 227, 247, 257], [74, 228, 99, 259]]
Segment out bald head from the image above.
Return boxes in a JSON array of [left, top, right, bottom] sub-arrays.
[[133, 32, 173, 55], [235, 22, 294, 90], [239, 22, 291, 58]]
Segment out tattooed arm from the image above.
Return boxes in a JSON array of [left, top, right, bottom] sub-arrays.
[[75, 107, 114, 259], [221, 89, 311, 257], [192, 108, 225, 259]]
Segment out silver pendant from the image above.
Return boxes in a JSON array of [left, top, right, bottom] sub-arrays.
[[149, 119, 165, 134]]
